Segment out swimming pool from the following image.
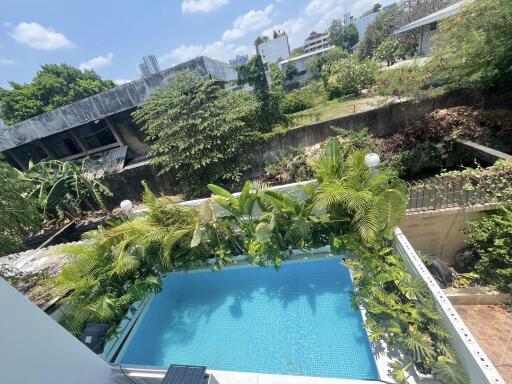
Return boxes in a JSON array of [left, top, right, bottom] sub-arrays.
[[118, 258, 379, 380]]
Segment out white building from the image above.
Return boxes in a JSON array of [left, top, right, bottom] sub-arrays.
[[394, 0, 470, 56], [137, 55, 161, 78], [303, 31, 331, 54], [257, 34, 291, 65], [353, 12, 380, 42], [278, 45, 335, 86]]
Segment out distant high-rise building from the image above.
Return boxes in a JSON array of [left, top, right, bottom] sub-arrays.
[[303, 31, 331, 54], [229, 54, 249, 66], [138, 55, 161, 77]]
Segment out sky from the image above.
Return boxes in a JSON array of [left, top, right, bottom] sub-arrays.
[[0, 0, 394, 88]]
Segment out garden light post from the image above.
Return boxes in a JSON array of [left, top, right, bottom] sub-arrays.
[[120, 199, 133, 216], [365, 153, 380, 177]]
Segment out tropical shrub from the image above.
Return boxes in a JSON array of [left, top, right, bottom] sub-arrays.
[[390, 141, 448, 176], [20, 159, 112, 219], [0, 157, 42, 255], [133, 71, 260, 197], [465, 206, 512, 293], [430, 0, 512, 91], [282, 89, 315, 114], [54, 142, 467, 383], [374, 62, 436, 101], [347, 241, 469, 383], [313, 140, 408, 243], [57, 183, 240, 335], [374, 38, 408, 66], [322, 56, 379, 99]]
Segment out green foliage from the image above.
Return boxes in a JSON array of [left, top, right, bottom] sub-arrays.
[[282, 89, 315, 114], [318, 47, 350, 71], [0, 157, 42, 256], [430, 0, 512, 91], [313, 142, 407, 243], [236, 55, 287, 132], [374, 38, 408, 66], [133, 71, 259, 197], [283, 62, 299, 82], [289, 47, 305, 58], [465, 206, 512, 293], [374, 61, 436, 101], [269, 63, 284, 89], [56, 182, 241, 335], [390, 141, 448, 177], [0, 64, 114, 126], [347, 242, 468, 383], [20, 159, 112, 220], [328, 20, 359, 51], [254, 35, 270, 47], [322, 55, 379, 99], [358, 8, 398, 59]]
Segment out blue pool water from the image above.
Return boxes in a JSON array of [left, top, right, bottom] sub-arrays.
[[119, 258, 379, 380]]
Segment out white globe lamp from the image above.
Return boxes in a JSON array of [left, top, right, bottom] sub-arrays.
[[120, 200, 133, 214], [364, 153, 380, 169]]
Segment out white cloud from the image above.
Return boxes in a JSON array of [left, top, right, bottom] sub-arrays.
[[262, 0, 349, 49], [79, 52, 113, 71], [181, 0, 229, 14], [0, 58, 15, 65], [160, 41, 249, 65], [114, 79, 131, 85], [10, 22, 73, 50], [223, 4, 275, 41]]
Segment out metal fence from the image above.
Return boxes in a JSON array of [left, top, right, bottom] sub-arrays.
[[407, 176, 508, 212]]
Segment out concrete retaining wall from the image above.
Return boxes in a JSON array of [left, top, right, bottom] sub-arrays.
[[400, 205, 496, 265]]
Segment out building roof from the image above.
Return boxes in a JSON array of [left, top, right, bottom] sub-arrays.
[[394, 0, 470, 34], [0, 56, 236, 153], [279, 45, 336, 66]]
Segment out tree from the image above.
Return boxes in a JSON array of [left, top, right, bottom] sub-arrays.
[[283, 62, 299, 82], [328, 20, 359, 51], [289, 47, 305, 58], [374, 38, 408, 66], [373, 3, 382, 12], [322, 55, 379, 98], [133, 71, 260, 197], [236, 54, 286, 132], [0, 64, 115, 126], [357, 9, 398, 59], [0, 157, 41, 256], [430, 0, 512, 90], [254, 35, 270, 52]]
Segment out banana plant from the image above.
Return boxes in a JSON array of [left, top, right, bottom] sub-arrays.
[[208, 181, 258, 227], [19, 158, 112, 219]]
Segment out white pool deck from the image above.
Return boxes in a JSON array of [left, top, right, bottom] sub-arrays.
[[112, 366, 386, 384]]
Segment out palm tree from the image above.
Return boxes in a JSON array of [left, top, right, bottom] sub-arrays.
[[313, 139, 408, 242]]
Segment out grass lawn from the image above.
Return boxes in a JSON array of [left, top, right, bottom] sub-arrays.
[[289, 95, 389, 128]]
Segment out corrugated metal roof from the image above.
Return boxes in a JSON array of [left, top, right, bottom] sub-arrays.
[[394, 0, 471, 34], [84, 145, 128, 178]]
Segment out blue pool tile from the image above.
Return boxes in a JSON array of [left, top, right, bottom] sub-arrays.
[[120, 258, 379, 380]]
